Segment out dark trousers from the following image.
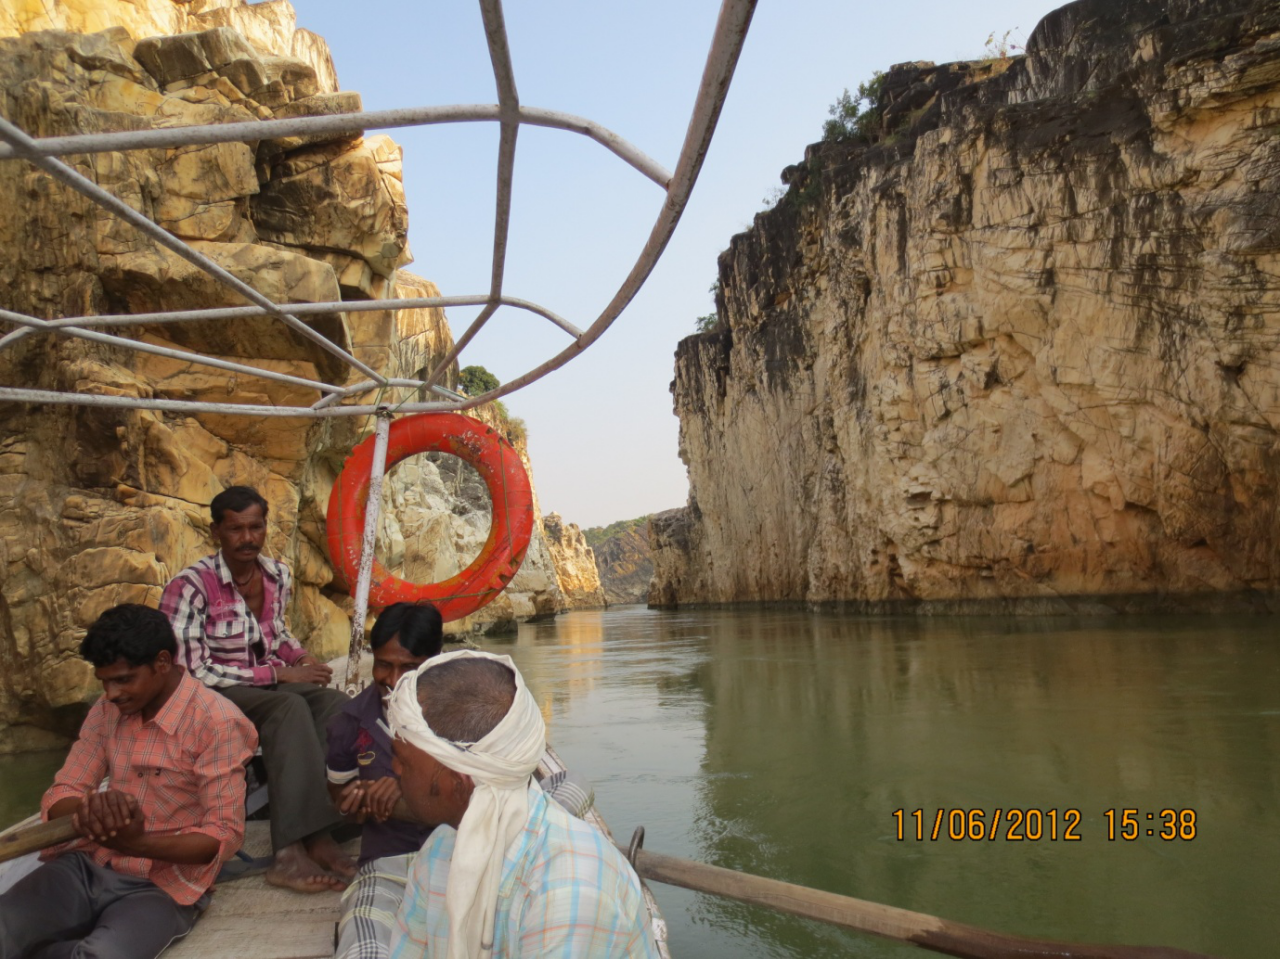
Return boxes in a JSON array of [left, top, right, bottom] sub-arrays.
[[218, 682, 349, 850], [0, 852, 204, 959]]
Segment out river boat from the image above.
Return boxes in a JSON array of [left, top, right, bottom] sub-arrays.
[[0, 744, 672, 959]]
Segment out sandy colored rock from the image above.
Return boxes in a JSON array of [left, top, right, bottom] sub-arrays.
[[0, 20, 563, 746], [542, 513, 606, 608], [254, 135, 412, 279], [0, 0, 338, 95], [653, 0, 1280, 613]]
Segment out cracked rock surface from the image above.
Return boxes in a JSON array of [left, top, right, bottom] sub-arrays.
[[652, 0, 1280, 613]]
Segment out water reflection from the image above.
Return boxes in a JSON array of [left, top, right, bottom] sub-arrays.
[[493, 607, 1279, 959], [0, 750, 68, 831]]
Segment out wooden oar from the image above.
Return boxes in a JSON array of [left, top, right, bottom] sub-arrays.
[[0, 816, 76, 865], [0, 797, 424, 867], [621, 842, 1220, 959]]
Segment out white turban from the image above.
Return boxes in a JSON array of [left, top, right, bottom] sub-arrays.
[[386, 649, 545, 959]]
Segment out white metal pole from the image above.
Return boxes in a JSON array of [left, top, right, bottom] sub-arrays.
[[345, 408, 393, 694]]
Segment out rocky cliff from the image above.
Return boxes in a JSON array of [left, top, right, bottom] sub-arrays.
[[652, 0, 1280, 612], [542, 512, 606, 608], [587, 517, 653, 606], [0, 3, 563, 751]]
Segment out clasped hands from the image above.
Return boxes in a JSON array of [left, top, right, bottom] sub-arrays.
[[73, 787, 144, 849], [336, 777, 402, 823]]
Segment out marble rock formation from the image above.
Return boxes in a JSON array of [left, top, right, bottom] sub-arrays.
[[0, 0, 339, 95], [589, 518, 653, 606], [542, 512, 606, 609], [652, 0, 1280, 613], [0, 12, 561, 751]]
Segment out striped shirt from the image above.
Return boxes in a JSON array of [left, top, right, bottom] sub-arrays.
[[390, 784, 659, 959], [41, 670, 258, 905], [160, 551, 310, 687]]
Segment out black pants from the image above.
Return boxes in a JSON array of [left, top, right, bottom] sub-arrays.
[[0, 853, 204, 959], [218, 682, 349, 850]]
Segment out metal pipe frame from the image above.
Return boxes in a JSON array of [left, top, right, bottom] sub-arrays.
[[0, 114, 388, 387], [345, 409, 392, 692], [0, 309, 344, 397], [0, 105, 673, 188], [0, 0, 758, 416], [0, 295, 582, 347]]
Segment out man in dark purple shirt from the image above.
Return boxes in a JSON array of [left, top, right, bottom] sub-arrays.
[[327, 602, 442, 959]]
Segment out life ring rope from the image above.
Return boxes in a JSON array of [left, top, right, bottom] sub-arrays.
[[326, 412, 535, 622]]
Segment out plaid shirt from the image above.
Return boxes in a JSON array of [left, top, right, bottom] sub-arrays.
[[41, 670, 258, 905], [160, 551, 309, 687], [390, 784, 659, 959]]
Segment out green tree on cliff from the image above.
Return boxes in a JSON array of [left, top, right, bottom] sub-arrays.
[[822, 71, 885, 142], [460, 364, 500, 396]]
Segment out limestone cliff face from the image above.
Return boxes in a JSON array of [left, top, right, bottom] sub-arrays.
[[653, 0, 1280, 612], [0, 0, 338, 95], [0, 9, 562, 750], [589, 518, 653, 606], [542, 513, 606, 609]]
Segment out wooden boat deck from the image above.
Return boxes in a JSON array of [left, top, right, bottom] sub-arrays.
[[167, 821, 346, 959]]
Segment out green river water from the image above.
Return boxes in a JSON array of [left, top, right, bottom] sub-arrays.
[[3, 606, 1276, 958]]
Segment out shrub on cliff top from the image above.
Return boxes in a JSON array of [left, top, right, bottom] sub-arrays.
[[981, 28, 1024, 61], [693, 280, 721, 333], [822, 72, 885, 143], [504, 415, 527, 446], [584, 515, 650, 548]]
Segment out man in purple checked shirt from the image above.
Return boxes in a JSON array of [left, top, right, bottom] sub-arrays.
[[160, 485, 355, 894]]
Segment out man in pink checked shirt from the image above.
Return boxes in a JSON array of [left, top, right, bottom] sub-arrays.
[[160, 485, 354, 894], [0, 604, 257, 959]]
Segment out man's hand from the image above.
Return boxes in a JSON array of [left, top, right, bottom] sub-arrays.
[[73, 788, 142, 847], [336, 781, 369, 822], [334, 778, 402, 823], [276, 661, 333, 685], [361, 778, 402, 823]]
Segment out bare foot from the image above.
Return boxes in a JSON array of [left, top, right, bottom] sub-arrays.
[[305, 831, 358, 880], [266, 842, 348, 893]]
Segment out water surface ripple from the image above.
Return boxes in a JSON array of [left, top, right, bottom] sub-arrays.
[[493, 606, 1277, 959]]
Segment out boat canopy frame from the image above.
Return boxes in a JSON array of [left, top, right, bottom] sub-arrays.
[[0, 0, 756, 678], [0, 0, 757, 418]]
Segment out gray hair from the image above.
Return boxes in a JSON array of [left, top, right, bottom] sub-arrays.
[[416, 657, 516, 744]]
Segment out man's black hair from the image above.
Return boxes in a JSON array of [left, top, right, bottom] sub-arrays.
[[210, 486, 269, 525], [371, 602, 444, 658], [80, 604, 178, 668], [416, 658, 515, 744]]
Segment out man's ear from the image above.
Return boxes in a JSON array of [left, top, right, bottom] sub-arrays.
[[154, 650, 173, 674], [451, 771, 474, 799]]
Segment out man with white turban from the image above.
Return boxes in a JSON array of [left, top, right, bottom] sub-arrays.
[[386, 650, 658, 959]]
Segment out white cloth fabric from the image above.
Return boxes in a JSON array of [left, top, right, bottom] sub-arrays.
[[386, 649, 545, 959]]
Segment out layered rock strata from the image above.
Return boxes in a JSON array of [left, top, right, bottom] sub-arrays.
[[588, 517, 653, 606], [653, 0, 1280, 612], [0, 0, 338, 94], [542, 513, 606, 609], [0, 10, 562, 750]]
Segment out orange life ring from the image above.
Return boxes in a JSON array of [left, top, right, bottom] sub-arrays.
[[326, 412, 534, 622]]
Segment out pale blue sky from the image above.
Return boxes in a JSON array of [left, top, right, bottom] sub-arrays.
[[294, 0, 1069, 528]]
